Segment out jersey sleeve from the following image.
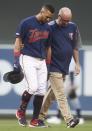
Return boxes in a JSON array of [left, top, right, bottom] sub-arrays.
[[73, 26, 82, 49], [15, 20, 26, 38]]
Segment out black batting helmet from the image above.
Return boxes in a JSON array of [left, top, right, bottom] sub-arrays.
[[3, 70, 24, 84]]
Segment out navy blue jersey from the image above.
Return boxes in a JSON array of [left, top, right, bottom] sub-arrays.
[[16, 16, 51, 59], [49, 21, 81, 74]]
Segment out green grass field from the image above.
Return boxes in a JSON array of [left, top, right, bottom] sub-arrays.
[[0, 119, 92, 131]]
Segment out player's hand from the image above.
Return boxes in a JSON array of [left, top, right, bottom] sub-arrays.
[[75, 63, 80, 75]]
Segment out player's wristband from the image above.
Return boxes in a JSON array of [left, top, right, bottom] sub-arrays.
[[46, 59, 51, 65], [14, 51, 21, 71]]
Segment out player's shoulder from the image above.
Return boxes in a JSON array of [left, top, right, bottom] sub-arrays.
[[48, 20, 55, 26], [48, 21, 56, 31], [20, 16, 35, 25]]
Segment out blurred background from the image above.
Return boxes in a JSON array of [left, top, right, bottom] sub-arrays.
[[0, 0, 92, 120], [0, 0, 92, 44]]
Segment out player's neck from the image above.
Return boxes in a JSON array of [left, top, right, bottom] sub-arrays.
[[35, 13, 42, 23]]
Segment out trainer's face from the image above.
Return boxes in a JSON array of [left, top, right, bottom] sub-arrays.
[[41, 9, 53, 23], [57, 12, 72, 27], [58, 15, 70, 25]]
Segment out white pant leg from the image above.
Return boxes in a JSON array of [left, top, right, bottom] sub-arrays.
[[35, 60, 47, 95], [20, 55, 47, 95], [20, 55, 39, 94]]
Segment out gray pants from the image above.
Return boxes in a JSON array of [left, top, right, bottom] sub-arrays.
[[39, 72, 73, 124]]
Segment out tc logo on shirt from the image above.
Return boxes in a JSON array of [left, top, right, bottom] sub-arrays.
[[69, 33, 73, 40], [28, 29, 49, 43]]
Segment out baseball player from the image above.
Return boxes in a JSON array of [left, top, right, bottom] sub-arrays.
[[13, 4, 55, 127], [38, 7, 81, 128]]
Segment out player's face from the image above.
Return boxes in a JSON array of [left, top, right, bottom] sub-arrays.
[[41, 10, 53, 23]]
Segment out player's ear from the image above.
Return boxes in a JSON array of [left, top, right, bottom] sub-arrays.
[[40, 9, 43, 16], [40, 8, 45, 14]]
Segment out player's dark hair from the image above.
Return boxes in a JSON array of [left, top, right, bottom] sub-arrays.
[[42, 4, 55, 13]]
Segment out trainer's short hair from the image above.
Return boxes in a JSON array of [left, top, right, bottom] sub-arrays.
[[42, 4, 55, 13]]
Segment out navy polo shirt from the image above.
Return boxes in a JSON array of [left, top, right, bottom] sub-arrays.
[[49, 21, 80, 74]]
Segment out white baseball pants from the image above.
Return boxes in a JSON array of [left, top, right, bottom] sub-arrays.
[[20, 54, 47, 95]]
